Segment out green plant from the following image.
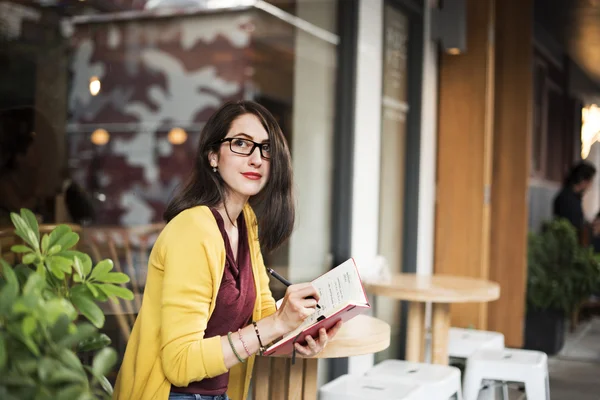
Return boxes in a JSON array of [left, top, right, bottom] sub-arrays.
[[527, 218, 600, 314], [0, 209, 134, 399]]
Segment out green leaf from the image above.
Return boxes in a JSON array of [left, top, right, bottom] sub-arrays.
[[0, 370, 37, 386], [10, 245, 33, 254], [45, 298, 78, 324], [57, 348, 85, 375], [46, 260, 65, 280], [54, 384, 86, 400], [92, 347, 117, 378], [71, 293, 105, 328], [20, 209, 39, 243], [47, 245, 62, 256], [41, 234, 50, 254], [10, 213, 35, 248], [49, 315, 71, 342], [48, 225, 71, 248], [99, 272, 130, 284], [47, 256, 73, 273], [0, 260, 19, 315], [22, 253, 36, 265], [63, 253, 93, 277], [72, 257, 84, 282], [22, 273, 44, 295], [7, 324, 40, 357], [46, 365, 87, 384], [57, 323, 97, 348], [90, 260, 114, 281], [99, 284, 134, 300], [38, 357, 58, 382], [85, 282, 99, 298], [77, 333, 111, 352], [0, 334, 6, 369], [54, 232, 79, 252], [21, 315, 37, 337]]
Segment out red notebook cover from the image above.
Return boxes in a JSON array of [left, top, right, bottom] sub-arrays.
[[262, 302, 370, 356], [263, 258, 370, 356]]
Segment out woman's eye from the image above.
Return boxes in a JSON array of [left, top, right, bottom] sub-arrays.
[[234, 139, 248, 147], [262, 144, 271, 153]]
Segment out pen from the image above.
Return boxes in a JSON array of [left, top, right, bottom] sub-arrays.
[[267, 268, 321, 309]]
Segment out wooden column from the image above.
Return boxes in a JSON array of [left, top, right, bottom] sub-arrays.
[[434, 0, 495, 329], [487, 0, 533, 348]]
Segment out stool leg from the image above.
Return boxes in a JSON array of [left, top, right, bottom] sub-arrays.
[[524, 375, 548, 400], [462, 368, 484, 400]]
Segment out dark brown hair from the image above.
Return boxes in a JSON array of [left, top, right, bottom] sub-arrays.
[[163, 100, 295, 253]]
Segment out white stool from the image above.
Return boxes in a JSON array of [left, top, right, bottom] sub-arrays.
[[463, 348, 549, 400], [449, 327, 505, 359], [365, 359, 463, 400], [319, 374, 424, 400]]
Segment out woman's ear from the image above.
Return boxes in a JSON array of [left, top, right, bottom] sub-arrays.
[[207, 152, 218, 168]]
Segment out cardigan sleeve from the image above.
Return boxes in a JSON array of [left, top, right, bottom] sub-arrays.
[[256, 250, 277, 318], [159, 214, 228, 387]]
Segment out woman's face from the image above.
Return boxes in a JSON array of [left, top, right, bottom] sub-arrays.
[[209, 113, 271, 201]]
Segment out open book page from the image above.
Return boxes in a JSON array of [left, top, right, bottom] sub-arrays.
[[279, 258, 368, 341]]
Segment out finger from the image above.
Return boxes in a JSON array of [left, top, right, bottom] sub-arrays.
[[306, 335, 319, 351], [291, 284, 320, 301], [327, 321, 343, 338], [294, 343, 311, 356], [319, 328, 328, 343], [296, 297, 318, 309]]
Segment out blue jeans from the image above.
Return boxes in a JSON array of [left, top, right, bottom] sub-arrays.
[[168, 393, 229, 400]]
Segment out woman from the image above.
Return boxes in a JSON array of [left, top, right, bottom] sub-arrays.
[[114, 101, 342, 400]]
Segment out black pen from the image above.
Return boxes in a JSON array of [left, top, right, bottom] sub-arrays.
[[267, 268, 321, 309]]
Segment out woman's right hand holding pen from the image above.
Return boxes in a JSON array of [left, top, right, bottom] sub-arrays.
[[274, 283, 320, 333]]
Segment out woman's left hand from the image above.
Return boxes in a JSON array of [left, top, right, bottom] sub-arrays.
[[294, 321, 343, 357]]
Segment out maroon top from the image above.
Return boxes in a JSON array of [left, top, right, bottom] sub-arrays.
[[171, 208, 256, 395]]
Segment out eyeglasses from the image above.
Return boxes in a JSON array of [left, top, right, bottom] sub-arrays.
[[220, 138, 271, 160]]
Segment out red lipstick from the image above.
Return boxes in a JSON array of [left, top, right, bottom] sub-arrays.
[[242, 172, 262, 180]]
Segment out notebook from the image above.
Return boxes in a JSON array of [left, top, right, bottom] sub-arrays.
[[263, 258, 370, 356]]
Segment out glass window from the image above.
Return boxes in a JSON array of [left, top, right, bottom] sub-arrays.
[[0, 0, 337, 380]]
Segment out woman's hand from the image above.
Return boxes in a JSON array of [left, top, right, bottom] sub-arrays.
[[294, 321, 343, 357], [274, 283, 320, 334]]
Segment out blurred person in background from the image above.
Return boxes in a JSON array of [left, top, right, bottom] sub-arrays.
[[553, 161, 597, 244]]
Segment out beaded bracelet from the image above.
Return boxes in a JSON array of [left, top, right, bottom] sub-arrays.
[[238, 329, 252, 358], [227, 332, 244, 363], [252, 321, 266, 355]]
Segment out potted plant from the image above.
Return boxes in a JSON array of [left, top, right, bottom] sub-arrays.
[[525, 218, 600, 355], [0, 209, 133, 399]]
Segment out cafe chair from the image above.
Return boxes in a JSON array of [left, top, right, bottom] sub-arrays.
[[462, 348, 549, 400], [365, 359, 463, 400], [448, 327, 505, 359], [319, 374, 424, 400]]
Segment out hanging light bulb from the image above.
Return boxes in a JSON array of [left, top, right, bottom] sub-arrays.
[[168, 127, 188, 145], [91, 128, 110, 146], [89, 76, 101, 96]]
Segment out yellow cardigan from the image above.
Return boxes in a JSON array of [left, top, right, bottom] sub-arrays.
[[114, 204, 277, 400]]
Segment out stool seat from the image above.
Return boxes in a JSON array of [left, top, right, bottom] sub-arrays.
[[366, 360, 463, 400], [319, 374, 424, 400], [463, 348, 549, 400], [448, 327, 505, 359]]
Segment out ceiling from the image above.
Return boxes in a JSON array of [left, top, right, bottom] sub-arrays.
[[535, 0, 600, 83]]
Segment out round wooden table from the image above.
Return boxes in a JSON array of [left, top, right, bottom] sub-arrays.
[[365, 274, 500, 365], [252, 314, 390, 400]]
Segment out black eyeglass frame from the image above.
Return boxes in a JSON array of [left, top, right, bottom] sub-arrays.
[[219, 138, 271, 160]]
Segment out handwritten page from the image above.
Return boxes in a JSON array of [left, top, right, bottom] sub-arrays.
[[285, 259, 367, 335]]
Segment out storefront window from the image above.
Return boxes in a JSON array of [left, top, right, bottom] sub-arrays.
[[0, 0, 337, 378]]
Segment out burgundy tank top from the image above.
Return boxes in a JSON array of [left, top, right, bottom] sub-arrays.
[[170, 208, 256, 395]]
